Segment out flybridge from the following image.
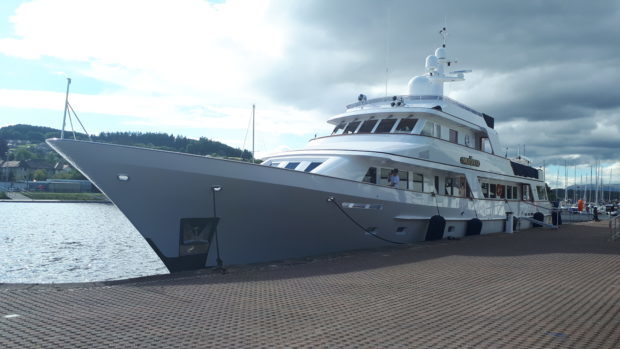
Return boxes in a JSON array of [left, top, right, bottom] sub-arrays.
[[346, 27, 495, 129]]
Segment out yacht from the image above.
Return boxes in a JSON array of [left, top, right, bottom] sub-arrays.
[[47, 30, 553, 272]]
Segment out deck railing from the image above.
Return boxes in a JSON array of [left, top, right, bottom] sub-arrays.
[[345, 95, 485, 117], [610, 215, 620, 241]]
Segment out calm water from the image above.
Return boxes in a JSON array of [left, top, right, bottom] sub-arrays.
[[0, 202, 169, 284]]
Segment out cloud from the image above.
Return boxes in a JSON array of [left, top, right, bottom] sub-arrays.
[[0, 0, 619, 163]]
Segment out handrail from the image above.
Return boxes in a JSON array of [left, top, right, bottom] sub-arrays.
[[610, 215, 620, 241], [345, 95, 486, 118]]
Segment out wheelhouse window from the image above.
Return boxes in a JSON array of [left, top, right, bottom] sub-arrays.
[[304, 162, 322, 172], [449, 129, 458, 143], [489, 184, 497, 198], [357, 119, 377, 133], [362, 167, 377, 184], [285, 162, 300, 170], [332, 122, 346, 135], [536, 185, 548, 200], [421, 121, 441, 138], [507, 186, 513, 199], [343, 121, 360, 134], [374, 119, 397, 133], [394, 118, 418, 133]]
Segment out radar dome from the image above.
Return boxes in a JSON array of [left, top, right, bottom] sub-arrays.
[[435, 47, 446, 59], [425, 55, 439, 72], [408, 75, 434, 95]]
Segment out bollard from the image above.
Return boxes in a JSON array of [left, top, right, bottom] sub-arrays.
[[505, 212, 514, 234]]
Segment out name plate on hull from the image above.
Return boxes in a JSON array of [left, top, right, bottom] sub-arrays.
[[460, 156, 480, 167]]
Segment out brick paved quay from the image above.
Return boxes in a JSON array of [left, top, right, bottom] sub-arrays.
[[1, 221, 619, 348]]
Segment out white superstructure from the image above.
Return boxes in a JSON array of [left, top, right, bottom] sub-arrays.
[[47, 29, 552, 272]]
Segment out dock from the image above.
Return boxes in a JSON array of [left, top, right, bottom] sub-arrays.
[[1, 221, 619, 348]]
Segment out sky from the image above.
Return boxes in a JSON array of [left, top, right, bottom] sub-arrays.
[[0, 0, 619, 188]]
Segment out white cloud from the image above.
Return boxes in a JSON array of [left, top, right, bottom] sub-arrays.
[[0, 0, 324, 153]]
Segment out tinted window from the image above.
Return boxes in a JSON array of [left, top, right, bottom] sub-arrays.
[[304, 162, 322, 172], [332, 122, 346, 135], [395, 118, 417, 133], [343, 121, 360, 134], [449, 129, 458, 143], [374, 119, 397, 133], [285, 162, 300, 169], [357, 120, 377, 133], [363, 167, 377, 184]]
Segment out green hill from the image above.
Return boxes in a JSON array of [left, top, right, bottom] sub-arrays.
[[0, 124, 252, 159]]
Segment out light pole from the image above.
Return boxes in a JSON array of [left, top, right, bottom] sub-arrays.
[[211, 185, 224, 272]]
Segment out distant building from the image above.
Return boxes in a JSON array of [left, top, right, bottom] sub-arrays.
[[0, 159, 57, 181], [0, 160, 26, 181]]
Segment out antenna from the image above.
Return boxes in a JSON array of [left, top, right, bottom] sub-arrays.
[[439, 27, 447, 48], [61, 78, 71, 139], [252, 104, 255, 161], [384, 6, 391, 96]]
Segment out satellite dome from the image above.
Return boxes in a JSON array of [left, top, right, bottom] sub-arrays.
[[408, 75, 434, 95], [425, 55, 439, 72], [435, 47, 446, 60]]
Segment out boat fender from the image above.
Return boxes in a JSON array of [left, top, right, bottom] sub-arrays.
[[465, 218, 482, 236], [533, 212, 544, 227], [425, 215, 446, 241]]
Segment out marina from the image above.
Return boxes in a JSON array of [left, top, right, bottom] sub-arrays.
[[1, 221, 618, 348]]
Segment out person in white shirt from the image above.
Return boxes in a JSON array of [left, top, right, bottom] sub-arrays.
[[388, 169, 400, 187]]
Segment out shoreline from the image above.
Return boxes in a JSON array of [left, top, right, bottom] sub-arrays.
[[0, 199, 112, 203]]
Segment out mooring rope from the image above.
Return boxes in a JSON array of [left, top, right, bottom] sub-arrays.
[[327, 196, 407, 245]]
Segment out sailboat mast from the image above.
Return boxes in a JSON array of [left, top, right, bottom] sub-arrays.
[[609, 169, 613, 202], [61, 78, 71, 139], [252, 104, 255, 161]]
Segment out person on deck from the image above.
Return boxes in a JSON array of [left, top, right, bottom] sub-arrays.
[[388, 169, 400, 187]]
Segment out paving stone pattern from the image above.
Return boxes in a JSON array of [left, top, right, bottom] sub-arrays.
[[1, 221, 619, 348]]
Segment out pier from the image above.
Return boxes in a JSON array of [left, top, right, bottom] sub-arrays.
[[1, 221, 618, 348]]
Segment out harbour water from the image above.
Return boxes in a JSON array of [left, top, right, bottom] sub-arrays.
[[0, 202, 168, 284]]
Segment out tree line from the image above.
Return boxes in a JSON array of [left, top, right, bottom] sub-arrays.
[[0, 124, 252, 160]]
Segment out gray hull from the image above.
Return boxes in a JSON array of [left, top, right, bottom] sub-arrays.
[[47, 139, 514, 271]]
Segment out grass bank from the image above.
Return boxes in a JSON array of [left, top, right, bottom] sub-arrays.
[[0, 192, 8, 199], [21, 192, 109, 201]]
